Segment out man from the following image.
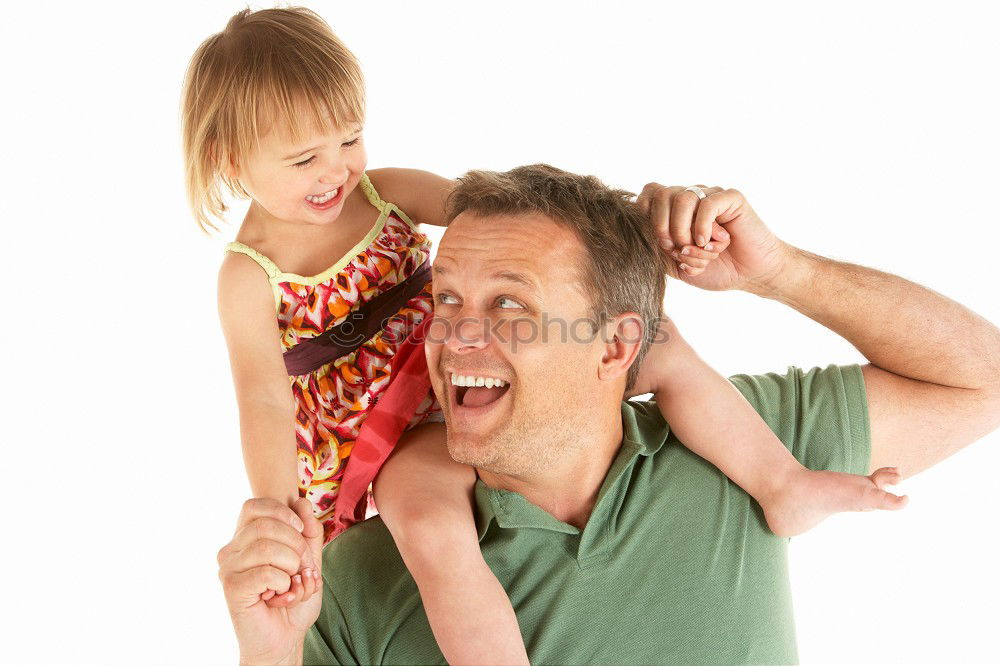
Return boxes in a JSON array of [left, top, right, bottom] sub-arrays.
[[217, 165, 1000, 665]]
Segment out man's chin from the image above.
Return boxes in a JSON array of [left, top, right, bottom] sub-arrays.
[[445, 430, 502, 469]]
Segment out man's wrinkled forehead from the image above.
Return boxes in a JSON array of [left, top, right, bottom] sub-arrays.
[[434, 212, 583, 293]]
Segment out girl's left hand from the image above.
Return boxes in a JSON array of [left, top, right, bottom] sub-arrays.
[[636, 183, 788, 293], [637, 184, 730, 279]]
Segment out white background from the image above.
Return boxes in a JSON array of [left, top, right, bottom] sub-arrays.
[[1, 1, 998, 664]]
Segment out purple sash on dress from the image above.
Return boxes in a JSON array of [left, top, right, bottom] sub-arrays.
[[283, 261, 432, 376]]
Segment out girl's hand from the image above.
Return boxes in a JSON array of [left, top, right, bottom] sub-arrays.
[[260, 517, 322, 608], [217, 498, 325, 664], [637, 184, 789, 292], [261, 564, 320, 608]]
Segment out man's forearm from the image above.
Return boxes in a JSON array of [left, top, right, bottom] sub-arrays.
[[750, 245, 1000, 391]]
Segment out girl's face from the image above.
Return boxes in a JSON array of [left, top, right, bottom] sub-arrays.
[[233, 117, 367, 227]]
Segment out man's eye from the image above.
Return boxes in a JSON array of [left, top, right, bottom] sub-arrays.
[[436, 293, 458, 305], [293, 156, 316, 168], [497, 297, 523, 309]]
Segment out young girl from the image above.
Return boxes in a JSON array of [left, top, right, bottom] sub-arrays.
[[182, 8, 905, 664]]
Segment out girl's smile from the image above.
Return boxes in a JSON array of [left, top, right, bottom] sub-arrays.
[[305, 184, 346, 211]]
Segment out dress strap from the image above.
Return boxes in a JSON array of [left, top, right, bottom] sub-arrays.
[[224, 242, 284, 311], [359, 172, 388, 214], [359, 171, 419, 230], [225, 242, 282, 279]]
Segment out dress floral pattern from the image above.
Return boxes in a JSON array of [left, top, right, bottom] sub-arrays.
[[226, 173, 441, 544]]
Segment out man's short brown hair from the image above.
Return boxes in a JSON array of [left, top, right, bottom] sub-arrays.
[[445, 164, 667, 392]]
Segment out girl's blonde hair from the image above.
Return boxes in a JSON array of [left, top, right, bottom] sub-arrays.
[[181, 7, 365, 232]]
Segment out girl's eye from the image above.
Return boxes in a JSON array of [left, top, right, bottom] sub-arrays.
[[293, 156, 316, 168], [343, 137, 360, 148]]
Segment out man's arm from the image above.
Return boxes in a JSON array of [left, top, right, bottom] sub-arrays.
[[750, 246, 1000, 477]]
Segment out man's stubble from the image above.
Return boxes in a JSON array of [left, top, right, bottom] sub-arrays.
[[443, 381, 587, 480]]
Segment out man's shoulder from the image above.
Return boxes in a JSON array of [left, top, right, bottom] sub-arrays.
[[626, 363, 870, 476], [726, 362, 866, 410], [324, 515, 397, 564], [321, 516, 413, 597], [620, 396, 781, 553], [627, 363, 865, 425], [621, 396, 756, 496]]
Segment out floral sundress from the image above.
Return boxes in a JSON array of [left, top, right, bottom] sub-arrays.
[[225, 173, 442, 544]]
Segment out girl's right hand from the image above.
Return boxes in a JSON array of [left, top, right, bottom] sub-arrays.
[[261, 516, 322, 608], [218, 498, 325, 663], [262, 564, 320, 608]]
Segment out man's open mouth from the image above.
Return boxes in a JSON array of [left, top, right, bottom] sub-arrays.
[[452, 373, 512, 408]]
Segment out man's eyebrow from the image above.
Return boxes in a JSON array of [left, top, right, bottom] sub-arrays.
[[433, 265, 539, 292], [492, 270, 539, 292]]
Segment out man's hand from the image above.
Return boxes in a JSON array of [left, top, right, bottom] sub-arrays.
[[637, 183, 789, 293], [218, 498, 324, 666]]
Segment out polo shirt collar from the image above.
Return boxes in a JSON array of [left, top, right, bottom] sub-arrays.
[[473, 399, 672, 542]]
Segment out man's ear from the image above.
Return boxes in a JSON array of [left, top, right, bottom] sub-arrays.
[[597, 312, 644, 384]]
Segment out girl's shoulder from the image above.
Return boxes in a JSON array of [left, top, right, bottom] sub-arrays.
[[219, 244, 284, 313], [365, 168, 456, 228], [224, 240, 282, 279]]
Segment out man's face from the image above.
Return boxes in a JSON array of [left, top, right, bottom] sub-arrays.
[[425, 212, 610, 478]]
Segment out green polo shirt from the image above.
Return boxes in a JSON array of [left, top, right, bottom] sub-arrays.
[[304, 363, 871, 665]]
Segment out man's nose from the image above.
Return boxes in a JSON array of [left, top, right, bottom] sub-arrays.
[[445, 314, 492, 353]]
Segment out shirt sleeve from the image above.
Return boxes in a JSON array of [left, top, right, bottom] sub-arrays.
[[725, 363, 872, 475], [302, 572, 361, 666]]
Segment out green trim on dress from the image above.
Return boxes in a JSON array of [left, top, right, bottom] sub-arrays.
[[224, 172, 401, 310]]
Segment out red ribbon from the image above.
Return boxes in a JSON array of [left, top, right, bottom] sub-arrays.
[[327, 314, 436, 540]]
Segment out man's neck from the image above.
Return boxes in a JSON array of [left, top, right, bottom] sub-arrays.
[[476, 409, 625, 530]]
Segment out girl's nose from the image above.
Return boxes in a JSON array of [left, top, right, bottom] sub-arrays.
[[319, 166, 348, 186]]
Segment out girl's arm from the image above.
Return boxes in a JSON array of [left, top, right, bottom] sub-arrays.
[[220, 253, 319, 603], [630, 317, 800, 507], [366, 168, 456, 227], [218, 252, 299, 506], [374, 422, 530, 666], [630, 317, 906, 537]]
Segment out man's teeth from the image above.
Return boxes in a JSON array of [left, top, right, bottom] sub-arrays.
[[450, 374, 508, 389], [306, 188, 339, 204]]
